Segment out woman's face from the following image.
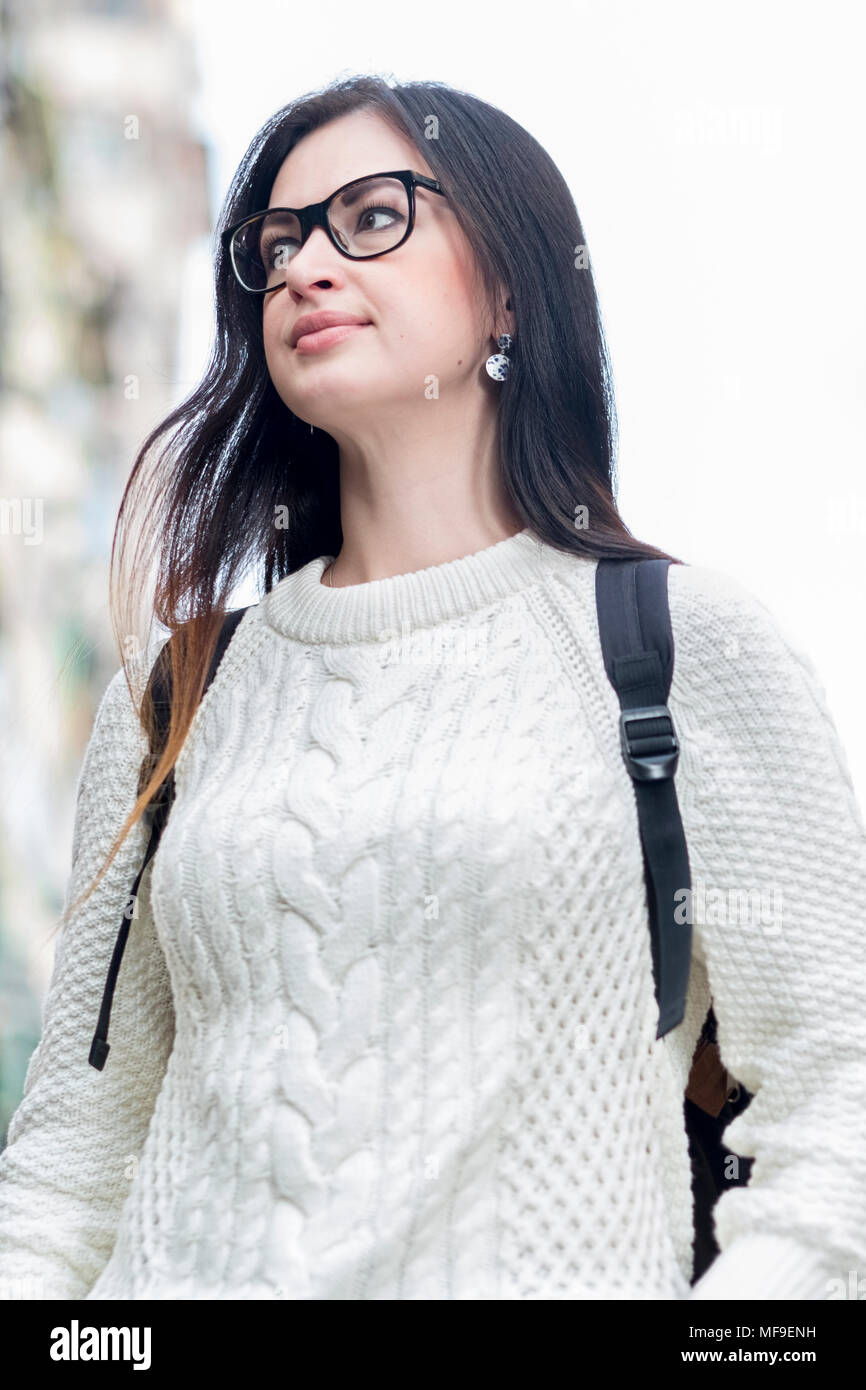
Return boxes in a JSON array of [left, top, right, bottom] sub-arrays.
[[260, 109, 505, 439]]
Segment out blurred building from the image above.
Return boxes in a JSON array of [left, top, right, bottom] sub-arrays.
[[0, 0, 211, 1139]]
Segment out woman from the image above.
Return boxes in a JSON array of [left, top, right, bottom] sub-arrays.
[[0, 75, 864, 1302]]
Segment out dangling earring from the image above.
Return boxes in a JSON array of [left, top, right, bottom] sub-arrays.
[[485, 333, 513, 381]]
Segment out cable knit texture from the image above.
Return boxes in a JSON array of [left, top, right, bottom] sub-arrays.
[[1, 526, 864, 1301]]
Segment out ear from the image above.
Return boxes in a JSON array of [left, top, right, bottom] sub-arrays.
[[490, 291, 515, 344]]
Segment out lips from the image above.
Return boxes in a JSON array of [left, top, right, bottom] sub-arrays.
[[290, 311, 371, 348]]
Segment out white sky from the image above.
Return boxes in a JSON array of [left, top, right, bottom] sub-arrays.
[[181, 0, 866, 806]]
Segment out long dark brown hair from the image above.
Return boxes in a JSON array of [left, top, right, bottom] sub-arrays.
[[62, 72, 678, 928]]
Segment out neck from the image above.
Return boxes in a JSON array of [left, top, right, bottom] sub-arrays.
[[315, 391, 522, 587]]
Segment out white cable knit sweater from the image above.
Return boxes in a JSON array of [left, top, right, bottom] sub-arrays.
[[1, 526, 865, 1301]]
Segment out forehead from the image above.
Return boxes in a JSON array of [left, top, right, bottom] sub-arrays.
[[267, 110, 432, 210]]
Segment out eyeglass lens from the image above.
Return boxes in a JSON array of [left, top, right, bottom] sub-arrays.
[[231, 175, 411, 291]]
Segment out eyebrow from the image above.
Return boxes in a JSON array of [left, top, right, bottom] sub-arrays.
[[273, 175, 400, 214], [337, 177, 396, 207], [338, 185, 368, 209]]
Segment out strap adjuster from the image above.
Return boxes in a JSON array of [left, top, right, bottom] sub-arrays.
[[620, 705, 680, 781]]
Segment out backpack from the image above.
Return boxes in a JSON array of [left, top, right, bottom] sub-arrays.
[[88, 556, 753, 1284]]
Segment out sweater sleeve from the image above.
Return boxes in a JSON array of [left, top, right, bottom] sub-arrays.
[[0, 647, 175, 1300], [665, 562, 866, 1301]]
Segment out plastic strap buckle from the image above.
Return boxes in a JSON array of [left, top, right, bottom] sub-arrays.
[[619, 705, 680, 781]]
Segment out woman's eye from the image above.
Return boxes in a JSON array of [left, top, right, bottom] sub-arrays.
[[262, 237, 297, 265], [356, 204, 400, 232]]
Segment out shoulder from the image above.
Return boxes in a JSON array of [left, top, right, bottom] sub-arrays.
[[101, 633, 171, 723], [666, 559, 822, 690], [78, 634, 172, 787], [666, 560, 861, 804]]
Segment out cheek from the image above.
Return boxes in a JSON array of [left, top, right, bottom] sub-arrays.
[[262, 304, 281, 360], [261, 306, 299, 407], [261, 305, 300, 395], [388, 259, 477, 353], [425, 253, 487, 351], [431, 226, 485, 306]]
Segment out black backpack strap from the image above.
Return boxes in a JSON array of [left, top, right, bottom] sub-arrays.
[[595, 558, 691, 1038], [141, 605, 249, 841], [88, 606, 250, 1071]]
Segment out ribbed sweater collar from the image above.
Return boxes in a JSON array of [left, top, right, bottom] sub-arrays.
[[261, 526, 553, 645]]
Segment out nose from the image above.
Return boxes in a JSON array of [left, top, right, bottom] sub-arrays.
[[280, 223, 345, 295]]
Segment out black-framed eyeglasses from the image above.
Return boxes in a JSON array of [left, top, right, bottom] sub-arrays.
[[222, 169, 447, 295]]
